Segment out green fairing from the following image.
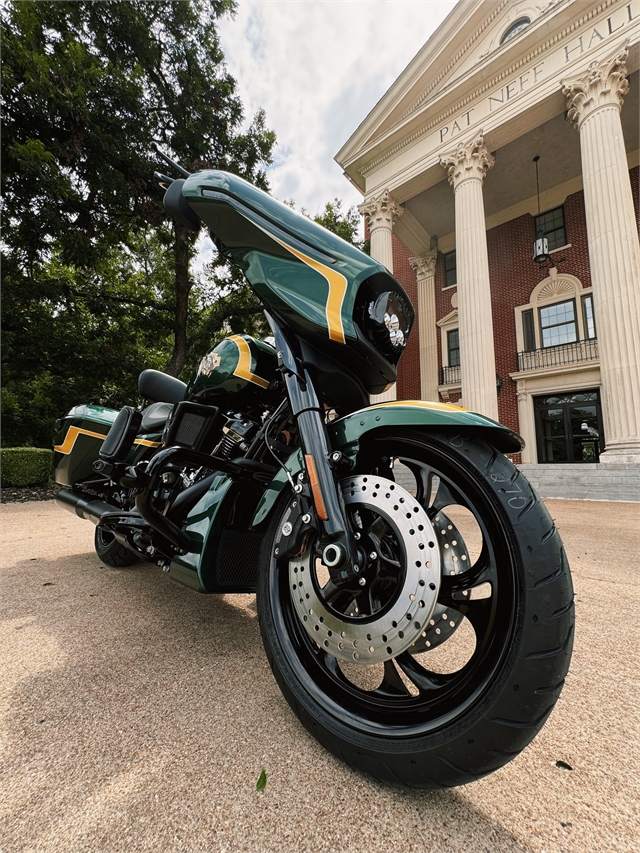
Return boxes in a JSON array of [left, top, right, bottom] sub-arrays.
[[168, 474, 233, 591], [182, 170, 396, 343], [252, 450, 304, 526]]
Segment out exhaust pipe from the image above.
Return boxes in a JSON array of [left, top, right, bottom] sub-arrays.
[[55, 488, 120, 525]]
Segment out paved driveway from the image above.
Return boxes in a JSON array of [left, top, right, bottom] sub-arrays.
[[1, 498, 638, 853]]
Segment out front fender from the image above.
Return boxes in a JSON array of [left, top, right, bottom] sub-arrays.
[[329, 400, 523, 457], [251, 400, 522, 529]]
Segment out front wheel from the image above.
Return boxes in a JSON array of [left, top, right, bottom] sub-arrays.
[[257, 430, 574, 788]]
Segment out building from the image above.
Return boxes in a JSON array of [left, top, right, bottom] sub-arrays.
[[336, 0, 640, 499]]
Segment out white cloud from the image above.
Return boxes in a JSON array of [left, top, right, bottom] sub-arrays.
[[217, 0, 457, 215]]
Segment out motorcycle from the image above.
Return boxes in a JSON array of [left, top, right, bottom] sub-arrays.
[[53, 150, 574, 788]]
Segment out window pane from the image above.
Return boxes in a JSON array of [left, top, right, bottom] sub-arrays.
[[447, 329, 460, 366], [582, 294, 596, 339], [539, 408, 568, 462], [539, 299, 577, 347], [542, 323, 577, 347], [444, 251, 456, 287], [540, 300, 575, 327], [535, 206, 566, 251], [523, 309, 535, 351]]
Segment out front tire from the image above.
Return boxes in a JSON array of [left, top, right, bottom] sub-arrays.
[[257, 430, 574, 788]]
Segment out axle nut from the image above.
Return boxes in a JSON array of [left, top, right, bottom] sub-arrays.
[[322, 544, 343, 568]]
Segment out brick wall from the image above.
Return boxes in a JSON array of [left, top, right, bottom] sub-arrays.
[[392, 235, 421, 400], [391, 166, 640, 437]]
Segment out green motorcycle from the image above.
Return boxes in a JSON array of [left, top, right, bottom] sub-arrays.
[[54, 152, 574, 788]]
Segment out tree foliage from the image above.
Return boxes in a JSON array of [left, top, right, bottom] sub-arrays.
[[313, 198, 365, 250], [1, 0, 275, 446]]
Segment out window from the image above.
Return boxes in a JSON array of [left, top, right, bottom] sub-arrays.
[[535, 206, 566, 251], [500, 17, 531, 45], [539, 299, 577, 347], [522, 309, 535, 352], [444, 250, 457, 287], [582, 294, 596, 339], [447, 329, 460, 367]]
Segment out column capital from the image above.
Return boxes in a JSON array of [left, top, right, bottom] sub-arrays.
[[409, 249, 438, 282], [562, 43, 629, 130], [439, 132, 494, 189], [358, 189, 403, 232]]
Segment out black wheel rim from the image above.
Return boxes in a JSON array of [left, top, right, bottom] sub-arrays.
[[268, 435, 521, 737]]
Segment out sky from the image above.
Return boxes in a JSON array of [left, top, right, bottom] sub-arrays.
[[216, 0, 458, 217]]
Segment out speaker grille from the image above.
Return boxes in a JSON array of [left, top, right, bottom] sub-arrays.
[[175, 412, 207, 446]]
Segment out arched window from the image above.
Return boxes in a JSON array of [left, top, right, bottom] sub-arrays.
[[500, 17, 531, 45]]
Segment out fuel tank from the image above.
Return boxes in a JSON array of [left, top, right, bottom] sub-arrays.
[[187, 334, 278, 400]]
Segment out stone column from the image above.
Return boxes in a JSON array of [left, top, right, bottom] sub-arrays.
[[563, 45, 640, 463], [358, 189, 403, 272], [409, 250, 439, 402], [439, 133, 499, 420], [359, 189, 404, 402]]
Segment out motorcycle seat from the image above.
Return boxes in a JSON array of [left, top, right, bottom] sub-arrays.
[[140, 401, 174, 433], [139, 368, 186, 404]]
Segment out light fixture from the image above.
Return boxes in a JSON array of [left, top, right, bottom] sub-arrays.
[[532, 156, 550, 265]]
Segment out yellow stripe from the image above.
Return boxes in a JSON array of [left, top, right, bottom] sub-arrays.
[[54, 426, 161, 455], [270, 239, 348, 344], [228, 335, 271, 388], [54, 426, 108, 455], [133, 438, 162, 448], [360, 399, 468, 414], [249, 223, 348, 345]]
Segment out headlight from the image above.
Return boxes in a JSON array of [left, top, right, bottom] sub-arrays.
[[366, 291, 412, 358]]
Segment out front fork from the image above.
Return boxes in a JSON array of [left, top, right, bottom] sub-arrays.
[[266, 313, 361, 584]]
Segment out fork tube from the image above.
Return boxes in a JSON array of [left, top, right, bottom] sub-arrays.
[[265, 313, 358, 576]]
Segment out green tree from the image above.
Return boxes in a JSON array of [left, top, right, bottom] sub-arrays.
[[1, 0, 275, 444], [313, 198, 365, 250]]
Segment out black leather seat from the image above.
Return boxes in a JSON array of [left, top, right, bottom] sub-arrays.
[[138, 369, 187, 404], [140, 401, 174, 433]]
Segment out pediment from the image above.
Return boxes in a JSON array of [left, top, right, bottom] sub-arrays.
[[337, 0, 569, 180]]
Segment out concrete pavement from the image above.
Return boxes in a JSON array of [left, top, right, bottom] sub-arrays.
[[1, 498, 638, 853]]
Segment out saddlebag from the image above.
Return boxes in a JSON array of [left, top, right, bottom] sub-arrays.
[[53, 404, 163, 488]]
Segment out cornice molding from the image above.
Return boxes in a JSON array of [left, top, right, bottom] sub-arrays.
[[358, 0, 623, 179], [401, 0, 511, 121]]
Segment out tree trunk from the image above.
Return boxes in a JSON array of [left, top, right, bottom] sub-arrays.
[[164, 224, 192, 377]]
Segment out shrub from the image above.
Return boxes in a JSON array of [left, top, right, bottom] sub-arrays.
[[1, 447, 53, 487]]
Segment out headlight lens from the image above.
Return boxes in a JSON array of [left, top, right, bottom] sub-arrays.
[[366, 291, 411, 358]]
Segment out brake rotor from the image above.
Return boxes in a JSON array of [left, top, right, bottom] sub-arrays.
[[289, 475, 441, 665], [408, 510, 468, 653]]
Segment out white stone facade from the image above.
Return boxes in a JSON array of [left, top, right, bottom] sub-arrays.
[[337, 0, 640, 472]]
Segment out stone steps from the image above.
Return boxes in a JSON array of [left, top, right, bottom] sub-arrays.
[[393, 461, 640, 502], [517, 463, 640, 502]]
